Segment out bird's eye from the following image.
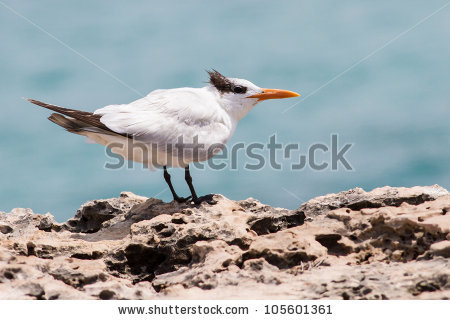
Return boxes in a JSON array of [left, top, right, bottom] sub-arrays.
[[232, 86, 246, 94]]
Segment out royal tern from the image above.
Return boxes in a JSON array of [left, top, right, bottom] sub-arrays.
[[27, 70, 299, 204]]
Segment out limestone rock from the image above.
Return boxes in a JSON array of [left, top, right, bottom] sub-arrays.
[[0, 185, 449, 299], [297, 185, 448, 217]]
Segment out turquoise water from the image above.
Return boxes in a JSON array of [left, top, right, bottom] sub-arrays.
[[1, 1, 449, 222]]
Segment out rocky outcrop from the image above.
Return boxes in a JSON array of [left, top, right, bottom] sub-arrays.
[[0, 185, 449, 299]]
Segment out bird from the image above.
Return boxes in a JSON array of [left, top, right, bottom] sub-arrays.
[[26, 70, 300, 204]]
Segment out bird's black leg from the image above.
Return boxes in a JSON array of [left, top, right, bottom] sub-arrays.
[[184, 165, 217, 205], [163, 166, 190, 203], [184, 165, 199, 203]]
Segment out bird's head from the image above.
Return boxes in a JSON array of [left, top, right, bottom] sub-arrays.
[[207, 70, 300, 120]]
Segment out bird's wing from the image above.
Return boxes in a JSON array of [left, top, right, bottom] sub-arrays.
[[95, 88, 225, 145]]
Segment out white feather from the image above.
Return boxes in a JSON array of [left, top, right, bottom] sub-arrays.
[[89, 84, 262, 168]]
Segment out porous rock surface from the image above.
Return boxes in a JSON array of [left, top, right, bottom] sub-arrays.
[[1, 185, 449, 299]]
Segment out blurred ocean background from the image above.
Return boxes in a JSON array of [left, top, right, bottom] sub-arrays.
[[1, 1, 449, 222]]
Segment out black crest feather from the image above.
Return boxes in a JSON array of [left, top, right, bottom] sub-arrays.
[[207, 69, 233, 93]]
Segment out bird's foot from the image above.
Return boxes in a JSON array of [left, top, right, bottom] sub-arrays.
[[191, 194, 217, 206], [174, 196, 192, 203]]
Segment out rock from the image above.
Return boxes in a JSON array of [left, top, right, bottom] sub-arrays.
[[429, 241, 450, 258], [0, 208, 59, 238], [0, 185, 449, 299], [296, 185, 448, 217], [64, 191, 148, 233]]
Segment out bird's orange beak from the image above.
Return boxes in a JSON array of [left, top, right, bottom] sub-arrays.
[[247, 88, 300, 101]]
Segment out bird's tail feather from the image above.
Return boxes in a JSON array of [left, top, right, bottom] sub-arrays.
[[48, 113, 83, 133], [26, 98, 129, 138], [48, 113, 119, 137]]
